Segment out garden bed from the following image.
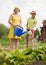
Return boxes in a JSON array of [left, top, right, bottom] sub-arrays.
[[0, 45, 46, 65]]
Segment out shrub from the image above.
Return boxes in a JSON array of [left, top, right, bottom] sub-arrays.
[[0, 46, 46, 65], [0, 24, 9, 38]]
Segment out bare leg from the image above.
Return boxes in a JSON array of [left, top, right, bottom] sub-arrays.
[[10, 38, 14, 50], [30, 34, 34, 49], [26, 38, 28, 49], [15, 39, 19, 49], [26, 32, 29, 49]]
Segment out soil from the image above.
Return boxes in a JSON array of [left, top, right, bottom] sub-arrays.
[[26, 61, 45, 65], [32, 61, 45, 65]]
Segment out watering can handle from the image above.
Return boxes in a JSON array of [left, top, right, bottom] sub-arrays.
[[15, 25, 23, 29]]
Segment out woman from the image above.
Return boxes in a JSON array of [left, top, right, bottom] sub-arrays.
[[8, 7, 22, 50], [26, 10, 37, 49]]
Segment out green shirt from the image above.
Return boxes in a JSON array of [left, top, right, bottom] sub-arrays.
[[27, 17, 37, 29]]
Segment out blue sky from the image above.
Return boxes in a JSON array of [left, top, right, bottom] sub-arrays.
[[0, 0, 46, 30]]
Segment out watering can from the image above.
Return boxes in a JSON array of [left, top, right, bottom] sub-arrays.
[[14, 25, 26, 37]]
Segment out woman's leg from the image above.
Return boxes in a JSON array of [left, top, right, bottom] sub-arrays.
[[15, 39, 19, 49], [30, 34, 34, 49], [26, 39, 28, 49], [26, 33, 29, 49], [10, 38, 14, 50]]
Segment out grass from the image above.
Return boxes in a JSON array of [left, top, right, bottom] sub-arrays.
[[0, 38, 46, 49], [0, 38, 26, 47], [0, 38, 10, 46], [35, 41, 46, 49]]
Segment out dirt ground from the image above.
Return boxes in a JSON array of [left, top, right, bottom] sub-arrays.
[[32, 61, 45, 65], [26, 61, 45, 65]]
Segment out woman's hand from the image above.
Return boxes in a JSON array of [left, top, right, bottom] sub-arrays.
[[13, 24, 16, 27], [13, 24, 21, 28]]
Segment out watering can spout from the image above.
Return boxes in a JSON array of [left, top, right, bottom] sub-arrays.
[[22, 31, 26, 35]]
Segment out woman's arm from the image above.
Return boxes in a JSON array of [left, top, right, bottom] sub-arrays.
[[26, 23, 28, 30], [26, 23, 30, 31], [8, 14, 15, 27]]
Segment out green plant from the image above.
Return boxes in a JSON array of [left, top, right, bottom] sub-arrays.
[[0, 46, 46, 65], [0, 24, 9, 38], [34, 28, 40, 37]]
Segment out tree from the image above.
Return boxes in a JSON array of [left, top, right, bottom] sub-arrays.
[[0, 24, 9, 38]]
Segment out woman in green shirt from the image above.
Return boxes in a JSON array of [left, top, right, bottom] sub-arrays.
[[26, 10, 37, 49]]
